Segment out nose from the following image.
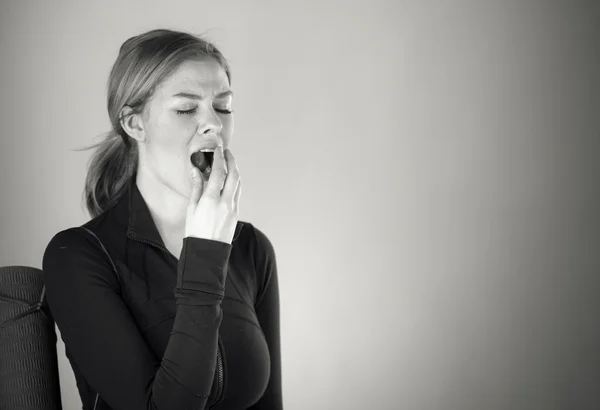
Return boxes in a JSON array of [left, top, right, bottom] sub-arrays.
[[196, 107, 223, 137]]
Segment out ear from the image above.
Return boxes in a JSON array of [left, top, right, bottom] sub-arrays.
[[119, 106, 146, 142]]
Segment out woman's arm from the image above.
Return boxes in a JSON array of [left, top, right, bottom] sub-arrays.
[[43, 228, 229, 410], [247, 225, 283, 410]]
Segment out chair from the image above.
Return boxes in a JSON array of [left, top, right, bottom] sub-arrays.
[[0, 265, 62, 410]]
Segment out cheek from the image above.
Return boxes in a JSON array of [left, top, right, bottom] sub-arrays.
[[147, 116, 194, 151], [221, 115, 234, 144]]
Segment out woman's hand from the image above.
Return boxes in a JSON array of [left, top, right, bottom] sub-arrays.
[[185, 146, 241, 244]]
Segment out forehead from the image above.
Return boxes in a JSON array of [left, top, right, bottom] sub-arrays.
[[156, 57, 230, 97]]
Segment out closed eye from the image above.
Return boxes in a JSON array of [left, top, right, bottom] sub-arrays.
[[176, 108, 197, 115], [176, 107, 234, 115]]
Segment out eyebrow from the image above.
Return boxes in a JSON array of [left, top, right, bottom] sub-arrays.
[[172, 90, 233, 100]]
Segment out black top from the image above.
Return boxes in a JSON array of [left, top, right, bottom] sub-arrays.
[[42, 177, 282, 410]]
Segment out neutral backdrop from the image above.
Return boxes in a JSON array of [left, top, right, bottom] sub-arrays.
[[1, 1, 599, 409]]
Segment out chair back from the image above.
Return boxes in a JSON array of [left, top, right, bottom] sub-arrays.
[[0, 265, 62, 410]]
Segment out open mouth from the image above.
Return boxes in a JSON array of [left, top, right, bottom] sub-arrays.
[[190, 150, 215, 178]]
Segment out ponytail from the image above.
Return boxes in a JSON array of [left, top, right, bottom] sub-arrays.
[[78, 131, 137, 218]]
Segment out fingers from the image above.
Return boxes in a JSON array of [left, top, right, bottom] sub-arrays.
[[204, 145, 227, 198], [221, 149, 240, 204], [233, 178, 241, 213], [187, 166, 203, 213], [198, 146, 241, 209]]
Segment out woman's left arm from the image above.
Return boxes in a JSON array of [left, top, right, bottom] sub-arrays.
[[248, 224, 283, 410]]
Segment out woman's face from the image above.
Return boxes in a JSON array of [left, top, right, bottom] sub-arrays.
[[136, 57, 234, 197]]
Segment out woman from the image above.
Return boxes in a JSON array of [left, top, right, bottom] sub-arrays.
[[42, 29, 282, 410]]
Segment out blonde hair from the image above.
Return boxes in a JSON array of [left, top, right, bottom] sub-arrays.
[[79, 29, 231, 218]]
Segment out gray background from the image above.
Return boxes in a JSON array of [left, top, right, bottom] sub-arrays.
[[1, 1, 599, 409]]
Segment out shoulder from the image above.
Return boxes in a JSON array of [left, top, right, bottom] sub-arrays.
[[44, 226, 93, 256], [44, 207, 112, 254], [251, 223, 276, 256], [239, 221, 278, 287], [237, 222, 279, 306], [237, 221, 277, 262], [43, 226, 118, 287]]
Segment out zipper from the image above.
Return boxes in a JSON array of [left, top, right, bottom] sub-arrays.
[[128, 232, 177, 260], [208, 340, 225, 409], [215, 340, 225, 403], [129, 232, 226, 408]]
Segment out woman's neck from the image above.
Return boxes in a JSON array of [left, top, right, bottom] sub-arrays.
[[134, 167, 187, 238]]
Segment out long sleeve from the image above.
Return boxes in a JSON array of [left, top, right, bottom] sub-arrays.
[[247, 226, 283, 410], [42, 228, 230, 410]]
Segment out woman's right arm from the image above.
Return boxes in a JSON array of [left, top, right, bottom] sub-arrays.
[[43, 227, 231, 410]]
